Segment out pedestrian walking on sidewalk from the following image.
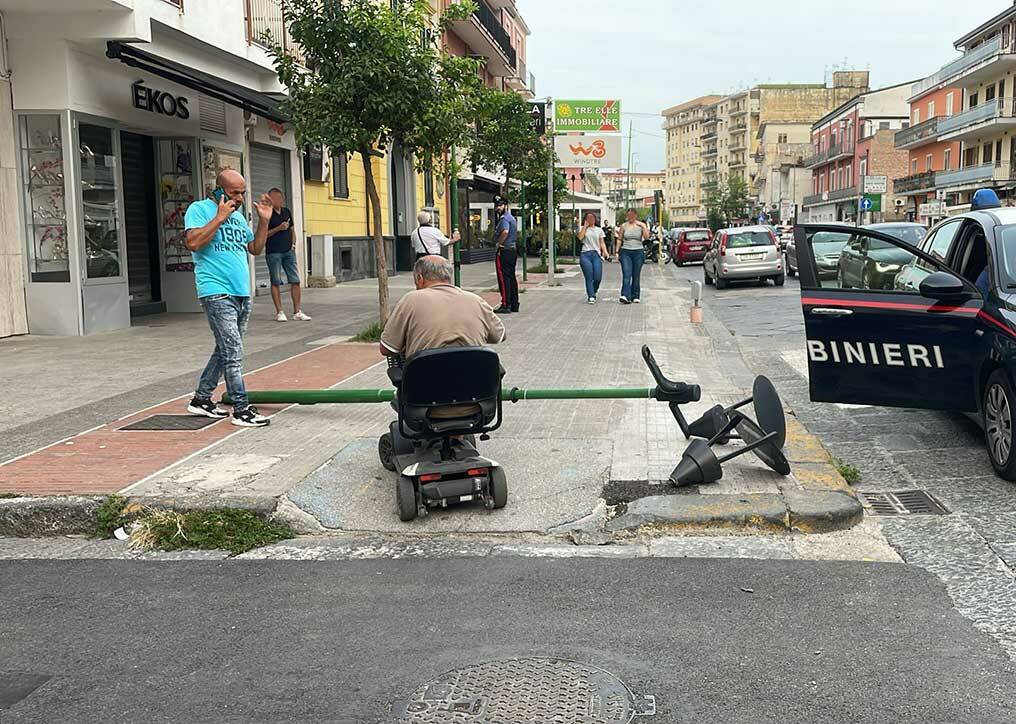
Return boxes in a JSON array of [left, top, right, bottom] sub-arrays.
[[493, 198, 520, 314], [615, 208, 649, 304], [184, 169, 274, 428], [265, 188, 311, 323], [578, 212, 608, 304], [412, 210, 460, 261]]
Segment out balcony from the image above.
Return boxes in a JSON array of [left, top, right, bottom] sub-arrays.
[[803, 143, 854, 168], [730, 141, 748, 153], [802, 185, 860, 208], [449, 0, 518, 77], [895, 117, 940, 150], [730, 158, 746, 169], [910, 35, 1016, 97], [939, 97, 1016, 141], [505, 58, 534, 99], [937, 162, 1016, 188], [893, 171, 937, 194], [702, 161, 717, 172], [701, 131, 717, 141], [245, 0, 306, 64], [731, 106, 747, 117], [702, 146, 718, 158]]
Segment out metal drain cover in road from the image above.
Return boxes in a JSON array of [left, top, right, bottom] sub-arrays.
[[858, 490, 949, 516], [393, 657, 655, 722], [119, 414, 220, 431]]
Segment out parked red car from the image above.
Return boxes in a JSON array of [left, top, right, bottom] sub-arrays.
[[669, 228, 713, 266]]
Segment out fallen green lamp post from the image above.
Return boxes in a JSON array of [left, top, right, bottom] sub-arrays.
[[226, 386, 658, 406]]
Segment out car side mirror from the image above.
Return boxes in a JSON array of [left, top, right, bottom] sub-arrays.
[[919, 271, 968, 300]]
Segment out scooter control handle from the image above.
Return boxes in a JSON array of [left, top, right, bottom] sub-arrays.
[[642, 345, 701, 404]]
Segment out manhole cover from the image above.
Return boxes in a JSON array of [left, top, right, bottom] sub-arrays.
[[858, 490, 949, 516], [1, 672, 50, 709], [392, 657, 655, 723], [119, 414, 221, 432]]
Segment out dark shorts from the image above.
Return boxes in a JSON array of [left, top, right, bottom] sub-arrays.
[[267, 250, 300, 286]]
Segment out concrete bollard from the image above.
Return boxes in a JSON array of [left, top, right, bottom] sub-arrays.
[[689, 280, 703, 324]]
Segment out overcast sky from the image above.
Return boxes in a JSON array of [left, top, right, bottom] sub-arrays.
[[522, 0, 1008, 172]]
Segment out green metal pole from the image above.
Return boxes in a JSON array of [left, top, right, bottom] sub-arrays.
[[521, 181, 528, 282], [450, 144, 461, 287], [229, 387, 658, 406]]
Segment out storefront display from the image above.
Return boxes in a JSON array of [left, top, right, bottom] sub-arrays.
[[79, 123, 122, 280], [20, 115, 69, 283], [202, 144, 243, 197], [158, 139, 197, 272]]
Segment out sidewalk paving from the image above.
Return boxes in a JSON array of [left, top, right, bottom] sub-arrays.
[[0, 258, 859, 541]]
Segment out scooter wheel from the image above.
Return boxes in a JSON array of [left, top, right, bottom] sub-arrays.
[[378, 433, 397, 472], [397, 475, 417, 521], [490, 468, 508, 509]]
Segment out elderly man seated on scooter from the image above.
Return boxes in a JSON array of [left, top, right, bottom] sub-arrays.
[[380, 255, 506, 363]]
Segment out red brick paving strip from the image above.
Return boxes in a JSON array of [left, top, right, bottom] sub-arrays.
[[0, 344, 383, 496]]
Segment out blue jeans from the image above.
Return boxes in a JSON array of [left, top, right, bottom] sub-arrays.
[[196, 295, 252, 411], [579, 250, 603, 299], [620, 248, 645, 301]]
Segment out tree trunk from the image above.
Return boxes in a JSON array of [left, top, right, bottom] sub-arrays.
[[361, 148, 390, 325]]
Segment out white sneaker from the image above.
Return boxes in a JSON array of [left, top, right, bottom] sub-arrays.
[[587, 297, 596, 305], [292, 311, 312, 321], [619, 296, 630, 305], [275, 311, 288, 322], [232, 406, 271, 428], [633, 298, 641, 304]]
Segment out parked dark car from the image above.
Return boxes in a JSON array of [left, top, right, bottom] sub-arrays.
[[787, 229, 848, 280], [837, 223, 927, 290], [669, 228, 712, 265]]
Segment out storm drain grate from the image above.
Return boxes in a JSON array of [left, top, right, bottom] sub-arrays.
[[1, 672, 50, 709], [858, 490, 949, 516], [392, 657, 655, 723], [119, 414, 221, 432]]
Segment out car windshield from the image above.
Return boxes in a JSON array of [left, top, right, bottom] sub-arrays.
[[685, 230, 710, 241], [812, 232, 849, 254], [995, 225, 1016, 288], [869, 225, 927, 247], [727, 231, 773, 248]]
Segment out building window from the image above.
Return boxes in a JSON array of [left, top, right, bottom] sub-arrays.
[[859, 158, 867, 178], [879, 121, 890, 130], [986, 85, 996, 103], [970, 91, 979, 109], [912, 159, 919, 174], [928, 100, 935, 119], [946, 93, 955, 116], [331, 151, 349, 198], [913, 108, 921, 125], [926, 154, 933, 172], [778, 133, 788, 143], [984, 142, 994, 165], [846, 165, 852, 188], [964, 146, 979, 167], [944, 148, 952, 170]]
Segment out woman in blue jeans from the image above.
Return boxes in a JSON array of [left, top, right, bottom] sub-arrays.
[[577, 212, 608, 304], [615, 208, 649, 304]]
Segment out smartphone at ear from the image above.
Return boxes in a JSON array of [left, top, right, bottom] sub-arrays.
[[212, 187, 226, 202]]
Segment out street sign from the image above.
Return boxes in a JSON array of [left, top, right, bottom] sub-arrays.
[[757, 214, 768, 224], [553, 134, 622, 168], [780, 201, 795, 221], [859, 197, 873, 212], [863, 175, 888, 194], [529, 101, 547, 136], [553, 100, 621, 133], [860, 194, 882, 213], [919, 200, 947, 217]]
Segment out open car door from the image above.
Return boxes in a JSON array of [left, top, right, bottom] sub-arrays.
[[795, 224, 983, 413]]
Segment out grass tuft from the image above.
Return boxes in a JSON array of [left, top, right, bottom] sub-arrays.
[[527, 264, 564, 274], [0, 492, 20, 499], [351, 322, 384, 343], [95, 495, 129, 538], [129, 508, 294, 556], [833, 458, 862, 486]]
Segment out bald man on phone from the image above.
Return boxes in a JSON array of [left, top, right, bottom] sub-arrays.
[[184, 169, 275, 428]]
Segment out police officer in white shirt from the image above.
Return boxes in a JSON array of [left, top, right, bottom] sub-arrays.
[[412, 210, 460, 260]]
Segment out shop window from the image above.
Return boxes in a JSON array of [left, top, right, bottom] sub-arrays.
[[79, 123, 122, 280], [332, 151, 349, 199], [20, 115, 69, 283], [158, 139, 197, 272]]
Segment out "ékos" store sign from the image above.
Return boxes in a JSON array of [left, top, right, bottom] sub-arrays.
[[131, 80, 190, 120]]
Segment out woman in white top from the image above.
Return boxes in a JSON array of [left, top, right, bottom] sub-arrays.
[[577, 212, 609, 304], [614, 208, 650, 304]]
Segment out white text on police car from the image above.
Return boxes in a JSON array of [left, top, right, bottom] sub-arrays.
[[807, 340, 944, 368]]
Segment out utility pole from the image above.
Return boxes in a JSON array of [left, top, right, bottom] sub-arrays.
[[450, 144, 460, 287], [547, 98, 556, 285], [520, 180, 527, 282], [625, 120, 634, 211]]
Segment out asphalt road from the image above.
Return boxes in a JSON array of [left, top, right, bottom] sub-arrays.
[[2, 559, 1014, 723]]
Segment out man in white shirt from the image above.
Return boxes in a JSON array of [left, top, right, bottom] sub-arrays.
[[412, 210, 460, 260]]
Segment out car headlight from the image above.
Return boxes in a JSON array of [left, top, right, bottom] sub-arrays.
[[875, 262, 900, 273]]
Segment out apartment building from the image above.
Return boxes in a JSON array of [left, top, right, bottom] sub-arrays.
[[803, 82, 912, 223], [442, 0, 534, 260], [662, 96, 721, 225], [0, 0, 305, 336], [601, 171, 666, 212], [911, 4, 1016, 208], [893, 82, 962, 225]]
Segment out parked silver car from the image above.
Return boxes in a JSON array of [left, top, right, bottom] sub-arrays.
[[703, 226, 785, 289]]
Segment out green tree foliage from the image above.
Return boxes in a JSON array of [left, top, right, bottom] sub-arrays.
[[704, 176, 751, 230], [467, 87, 549, 198], [269, 0, 483, 323]]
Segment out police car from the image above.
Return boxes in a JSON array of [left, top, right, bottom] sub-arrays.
[[795, 189, 1016, 480]]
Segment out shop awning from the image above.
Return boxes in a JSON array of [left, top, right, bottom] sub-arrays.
[[106, 42, 286, 124]]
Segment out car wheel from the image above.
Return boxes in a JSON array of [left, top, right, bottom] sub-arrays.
[[985, 370, 1016, 481], [773, 273, 785, 287], [715, 275, 727, 290], [787, 259, 796, 277]]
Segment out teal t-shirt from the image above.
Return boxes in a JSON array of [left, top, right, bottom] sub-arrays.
[[184, 199, 254, 298]]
